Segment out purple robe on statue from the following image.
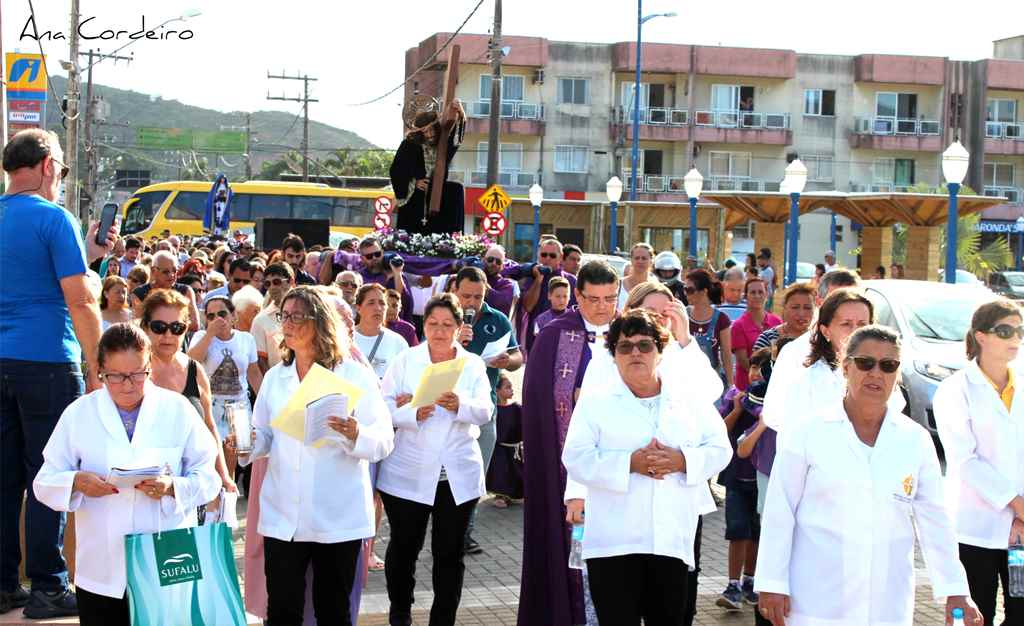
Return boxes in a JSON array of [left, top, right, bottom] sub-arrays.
[[518, 307, 593, 626], [485, 273, 517, 319], [515, 270, 577, 354]]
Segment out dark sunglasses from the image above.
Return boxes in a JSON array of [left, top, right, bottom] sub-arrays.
[[614, 339, 657, 355], [148, 320, 187, 336], [539, 252, 559, 259], [484, 256, 503, 264], [988, 324, 1024, 340], [267, 277, 289, 287], [232, 277, 251, 285], [206, 310, 231, 321], [362, 251, 383, 260], [338, 281, 358, 288], [847, 355, 901, 374], [50, 156, 70, 180]]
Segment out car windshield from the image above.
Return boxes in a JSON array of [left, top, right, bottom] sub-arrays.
[[899, 288, 994, 341], [1006, 274, 1024, 286]]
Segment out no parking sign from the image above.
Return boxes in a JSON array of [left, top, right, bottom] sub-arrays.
[[482, 212, 507, 237]]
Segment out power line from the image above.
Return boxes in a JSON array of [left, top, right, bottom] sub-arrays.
[[25, 0, 80, 121], [267, 72, 319, 180], [346, 0, 487, 106]]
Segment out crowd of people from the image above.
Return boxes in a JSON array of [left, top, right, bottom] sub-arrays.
[[3, 127, 1022, 626]]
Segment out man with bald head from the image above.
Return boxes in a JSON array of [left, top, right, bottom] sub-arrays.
[[517, 239, 577, 353], [481, 244, 519, 319], [131, 250, 201, 331]]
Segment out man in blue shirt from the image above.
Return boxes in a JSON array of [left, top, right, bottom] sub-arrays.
[[0, 129, 113, 618], [452, 267, 523, 555]]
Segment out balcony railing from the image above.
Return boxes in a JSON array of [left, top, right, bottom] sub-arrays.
[[622, 107, 690, 126], [986, 122, 1024, 140], [469, 170, 537, 188], [467, 100, 544, 121], [985, 186, 1023, 204], [694, 110, 790, 130], [855, 117, 941, 136], [623, 174, 780, 194], [850, 183, 914, 193]]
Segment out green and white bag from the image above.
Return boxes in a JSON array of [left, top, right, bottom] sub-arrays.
[[124, 523, 245, 626]]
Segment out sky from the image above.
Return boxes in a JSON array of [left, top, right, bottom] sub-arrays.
[[3, 0, 1020, 149]]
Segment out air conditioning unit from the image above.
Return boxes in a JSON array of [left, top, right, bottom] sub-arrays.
[[533, 69, 545, 85]]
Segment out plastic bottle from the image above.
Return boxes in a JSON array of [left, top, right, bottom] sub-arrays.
[[1009, 543, 1024, 597], [568, 524, 585, 570], [950, 607, 964, 626]]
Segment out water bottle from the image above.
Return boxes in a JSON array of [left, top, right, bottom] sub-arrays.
[[1009, 543, 1024, 597], [950, 607, 964, 626], [568, 524, 585, 570]]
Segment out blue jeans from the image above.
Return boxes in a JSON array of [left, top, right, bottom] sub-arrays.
[[0, 359, 83, 592]]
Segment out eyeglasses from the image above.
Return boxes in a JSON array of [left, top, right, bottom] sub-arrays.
[[232, 277, 251, 285], [267, 277, 289, 287], [683, 285, 698, 295], [846, 355, 901, 374], [579, 293, 618, 306], [539, 252, 559, 259], [276, 311, 315, 325], [484, 257, 503, 265], [50, 156, 70, 180], [614, 339, 657, 355], [987, 324, 1024, 340], [362, 250, 383, 260], [155, 266, 176, 276], [338, 281, 358, 288], [100, 370, 150, 385], [206, 310, 230, 321], [148, 320, 187, 336]]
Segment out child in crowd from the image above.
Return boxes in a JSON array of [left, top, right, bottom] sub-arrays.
[[532, 277, 571, 335], [486, 374, 523, 508]]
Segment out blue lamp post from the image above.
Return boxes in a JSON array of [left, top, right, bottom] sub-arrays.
[[1017, 216, 1024, 272], [783, 159, 808, 286], [830, 212, 838, 253], [628, 3, 677, 201], [683, 168, 704, 259], [941, 141, 970, 284], [606, 176, 624, 253], [529, 183, 544, 256]]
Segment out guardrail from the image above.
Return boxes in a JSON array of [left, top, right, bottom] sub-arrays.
[[986, 122, 1024, 140], [469, 171, 537, 188], [855, 117, 941, 136], [467, 100, 544, 121], [694, 110, 790, 130], [623, 175, 780, 193], [985, 186, 1022, 204]]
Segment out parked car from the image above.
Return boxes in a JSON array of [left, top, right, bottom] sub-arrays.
[[987, 270, 1024, 299], [863, 280, 999, 434], [937, 268, 985, 286], [580, 252, 629, 277]]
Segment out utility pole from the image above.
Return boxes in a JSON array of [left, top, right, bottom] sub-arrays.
[[485, 0, 502, 187], [65, 0, 83, 222], [80, 48, 132, 217], [267, 72, 318, 181], [245, 112, 253, 179]]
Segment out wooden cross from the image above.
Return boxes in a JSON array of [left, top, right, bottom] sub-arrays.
[[559, 363, 573, 379], [428, 44, 461, 220], [566, 330, 582, 343]]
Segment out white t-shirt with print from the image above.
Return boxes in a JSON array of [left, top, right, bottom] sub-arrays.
[[191, 329, 258, 401], [353, 328, 409, 380]]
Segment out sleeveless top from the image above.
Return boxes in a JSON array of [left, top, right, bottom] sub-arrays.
[[182, 359, 203, 417]]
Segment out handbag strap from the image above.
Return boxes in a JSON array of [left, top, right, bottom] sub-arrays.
[[367, 332, 385, 363]]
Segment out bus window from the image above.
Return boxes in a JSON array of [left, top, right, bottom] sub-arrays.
[[164, 191, 207, 220], [293, 195, 334, 221], [122, 190, 170, 234], [230, 195, 252, 221], [334, 197, 373, 227], [250, 194, 292, 220]]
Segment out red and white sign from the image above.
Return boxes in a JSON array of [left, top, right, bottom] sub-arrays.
[[374, 196, 393, 214], [482, 211, 507, 236], [8, 111, 40, 123], [8, 100, 41, 112], [373, 212, 392, 229]]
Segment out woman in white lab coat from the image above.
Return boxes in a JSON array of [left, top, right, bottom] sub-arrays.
[[934, 298, 1024, 624], [378, 293, 493, 626], [33, 323, 221, 626], [755, 325, 981, 626], [562, 309, 732, 625], [231, 286, 394, 626]]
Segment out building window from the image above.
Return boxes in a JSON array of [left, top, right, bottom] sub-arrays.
[[513, 222, 553, 261], [835, 224, 844, 243], [803, 89, 835, 116], [558, 78, 588, 105], [875, 92, 917, 119], [708, 151, 752, 179], [984, 162, 1015, 187], [476, 142, 523, 172], [987, 99, 1018, 123], [479, 75, 525, 101], [804, 155, 834, 182], [554, 146, 589, 173]]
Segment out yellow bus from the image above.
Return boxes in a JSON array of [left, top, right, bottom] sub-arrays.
[[120, 180, 392, 241]]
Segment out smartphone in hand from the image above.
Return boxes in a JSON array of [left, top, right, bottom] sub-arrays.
[[95, 203, 118, 246]]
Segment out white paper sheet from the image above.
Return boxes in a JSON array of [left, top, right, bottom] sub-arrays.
[[304, 393, 348, 446], [106, 465, 163, 490], [479, 331, 512, 362]]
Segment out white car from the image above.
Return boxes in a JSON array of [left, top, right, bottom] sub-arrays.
[[580, 253, 629, 277]]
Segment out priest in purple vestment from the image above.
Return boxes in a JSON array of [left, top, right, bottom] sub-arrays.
[[516, 239, 577, 354], [482, 244, 519, 319], [518, 260, 620, 626]]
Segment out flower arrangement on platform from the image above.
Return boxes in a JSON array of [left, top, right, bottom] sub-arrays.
[[374, 229, 493, 259]]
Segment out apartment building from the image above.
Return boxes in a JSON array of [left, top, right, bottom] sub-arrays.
[[404, 33, 1024, 261]]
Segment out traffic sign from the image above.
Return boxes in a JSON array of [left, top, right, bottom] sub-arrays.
[[478, 184, 511, 213], [374, 196, 393, 214], [483, 211, 507, 237], [373, 213, 392, 230]]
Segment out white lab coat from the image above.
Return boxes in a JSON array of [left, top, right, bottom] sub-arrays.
[[33, 384, 220, 599], [378, 343, 494, 506], [240, 359, 394, 544], [562, 368, 731, 567], [761, 331, 812, 429], [934, 360, 1024, 549], [755, 401, 970, 625]]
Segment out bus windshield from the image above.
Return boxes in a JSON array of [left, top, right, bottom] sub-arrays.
[[122, 190, 170, 234]]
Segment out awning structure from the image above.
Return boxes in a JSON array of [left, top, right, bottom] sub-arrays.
[[704, 191, 1007, 227]]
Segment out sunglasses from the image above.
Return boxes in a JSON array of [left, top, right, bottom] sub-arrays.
[[539, 252, 559, 259], [148, 320, 187, 336], [338, 281, 358, 288], [614, 339, 657, 355], [267, 277, 289, 287], [362, 251, 383, 260], [232, 278, 251, 285], [484, 257, 503, 264], [50, 156, 70, 180], [206, 310, 231, 321], [846, 355, 901, 374], [987, 324, 1024, 340]]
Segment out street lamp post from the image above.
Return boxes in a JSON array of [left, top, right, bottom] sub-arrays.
[[628, 3, 677, 201], [606, 176, 624, 253], [529, 184, 544, 255], [941, 141, 970, 284], [683, 168, 704, 260], [783, 159, 808, 286], [1016, 216, 1024, 272]]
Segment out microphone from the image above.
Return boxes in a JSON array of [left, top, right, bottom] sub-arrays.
[[461, 308, 476, 345]]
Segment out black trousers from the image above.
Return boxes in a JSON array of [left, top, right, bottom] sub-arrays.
[[684, 516, 702, 626], [380, 482, 477, 626], [960, 542, 1024, 626], [77, 587, 129, 626], [586, 553, 691, 626], [263, 536, 361, 626]]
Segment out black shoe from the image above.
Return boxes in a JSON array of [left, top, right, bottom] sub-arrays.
[[464, 536, 483, 555], [0, 586, 30, 614], [23, 588, 78, 619]]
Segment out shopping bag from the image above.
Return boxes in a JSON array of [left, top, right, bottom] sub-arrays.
[[124, 522, 246, 626]]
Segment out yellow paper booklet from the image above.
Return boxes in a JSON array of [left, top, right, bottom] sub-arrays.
[[270, 363, 365, 447], [410, 357, 466, 409]]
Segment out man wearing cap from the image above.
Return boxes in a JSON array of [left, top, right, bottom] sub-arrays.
[[824, 250, 838, 273]]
